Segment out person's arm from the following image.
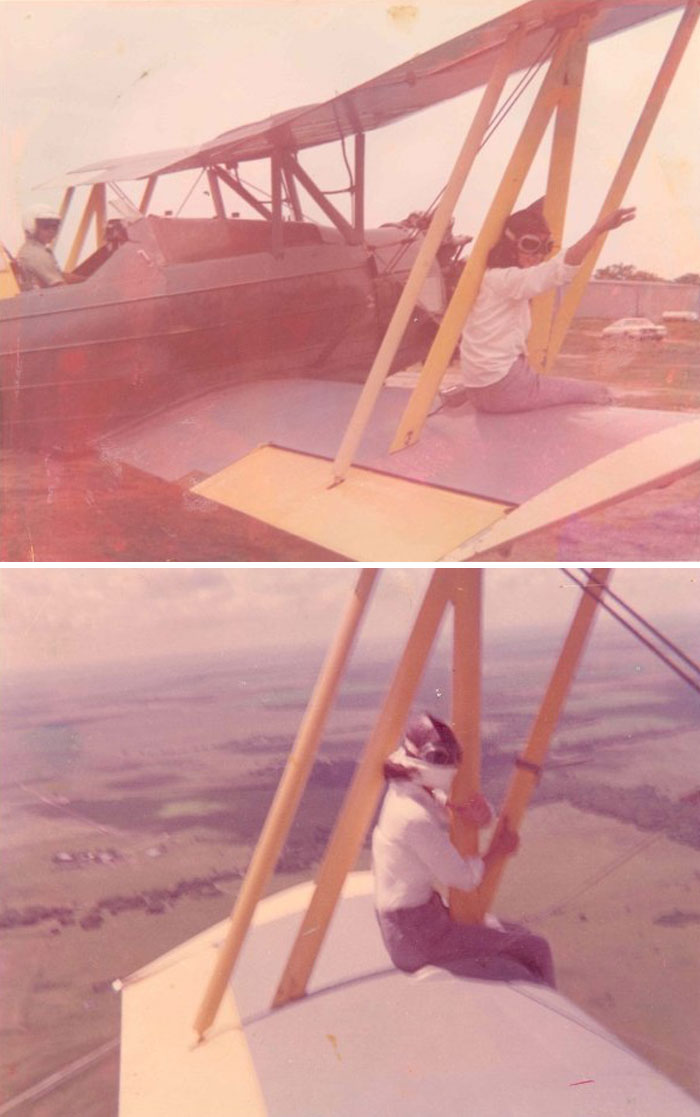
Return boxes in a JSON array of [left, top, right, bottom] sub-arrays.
[[18, 243, 72, 288], [447, 792, 493, 827], [407, 814, 486, 892], [25, 256, 64, 288], [482, 817, 520, 870], [406, 810, 520, 892], [488, 255, 575, 300], [564, 206, 636, 266]]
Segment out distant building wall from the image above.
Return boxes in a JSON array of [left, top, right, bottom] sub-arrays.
[[575, 280, 700, 319]]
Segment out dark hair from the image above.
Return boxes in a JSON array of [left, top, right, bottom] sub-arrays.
[[487, 237, 520, 269], [487, 197, 551, 270]]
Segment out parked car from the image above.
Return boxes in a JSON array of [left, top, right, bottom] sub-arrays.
[[601, 317, 667, 340], [661, 310, 698, 322]]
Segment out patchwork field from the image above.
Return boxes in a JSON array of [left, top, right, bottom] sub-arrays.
[[1, 640, 698, 1113]]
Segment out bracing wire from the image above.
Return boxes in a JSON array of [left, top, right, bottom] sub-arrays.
[[109, 182, 140, 214], [215, 32, 559, 275], [521, 831, 663, 927], [235, 172, 272, 203], [226, 103, 355, 226], [374, 29, 560, 280], [225, 170, 297, 221], [580, 569, 700, 677], [562, 569, 700, 695], [514, 570, 699, 927], [175, 169, 206, 217], [476, 29, 558, 151]]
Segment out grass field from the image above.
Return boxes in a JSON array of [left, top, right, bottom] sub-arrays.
[[1, 319, 698, 562]]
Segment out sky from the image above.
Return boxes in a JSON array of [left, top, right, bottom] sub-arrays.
[[1, 566, 698, 674], [1, 0, 699, 278]]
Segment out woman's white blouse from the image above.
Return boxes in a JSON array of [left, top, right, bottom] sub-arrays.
[[372, 782, 485, 912], [459, 253, 579, 387]]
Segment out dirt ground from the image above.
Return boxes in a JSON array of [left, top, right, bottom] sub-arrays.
[[1, 319, 698, 562]]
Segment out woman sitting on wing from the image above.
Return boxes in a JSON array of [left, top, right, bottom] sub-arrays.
[[372, 712, 555, 986], [459, 199, 635, 412]]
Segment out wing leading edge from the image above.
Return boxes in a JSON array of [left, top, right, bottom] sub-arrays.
[[52, 0, 684, 188]]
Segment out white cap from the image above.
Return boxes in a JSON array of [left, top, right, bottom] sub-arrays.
[[22, 204, 62, 235]]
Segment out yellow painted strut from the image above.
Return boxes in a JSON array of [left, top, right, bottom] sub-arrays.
[[192, 569, 613, 1036], [471, 568, 611, 920], [544, 0, 700, 372], [528, 24, 589, 372], [389, 24, 582, 453], [193, 569, 377, 1039], [330, 28, 523, 484]]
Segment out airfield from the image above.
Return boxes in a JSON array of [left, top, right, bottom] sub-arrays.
[[1, 317, 698, 562], [1, 642, 699, 1115]]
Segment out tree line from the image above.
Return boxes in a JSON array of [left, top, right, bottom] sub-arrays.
[[594, 264, 700, 284]]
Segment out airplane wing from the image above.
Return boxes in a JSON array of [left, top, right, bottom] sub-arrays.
[[119, 872, 700, 1116], [50, 0, 683, 187], [96, 379, 700, 563]]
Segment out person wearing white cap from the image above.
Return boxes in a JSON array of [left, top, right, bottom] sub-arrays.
[[16, 205, 83, 290], [372, 712, 555, 985]]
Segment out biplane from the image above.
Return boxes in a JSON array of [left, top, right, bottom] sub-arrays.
[[2, 0, 699, 561], [0, 20, 473, 448], [116, 568, 700, 1115]]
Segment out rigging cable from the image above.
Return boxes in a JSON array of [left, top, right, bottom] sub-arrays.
[[228, 170, 299, 221], [477, 29, 558, 151], [561, 569, 700, 695], [375, 28, 559, 280], [576, 568, 700, 678], [175, 168, 206, 217], [213, 31, 559, 279], [108, 182, 142, 218], [521, 830, 663, 928], [514, 569, 699, 929], [229, 101, 357, 226], [234, 171, 272, 202]]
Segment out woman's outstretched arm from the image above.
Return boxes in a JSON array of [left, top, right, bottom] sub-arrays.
[[564, 206, 636, 266]]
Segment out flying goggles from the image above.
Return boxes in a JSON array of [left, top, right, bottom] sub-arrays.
[[504, 228, 554, 255], [404, 713, 462, 767], [414, 744, 457, 766]]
